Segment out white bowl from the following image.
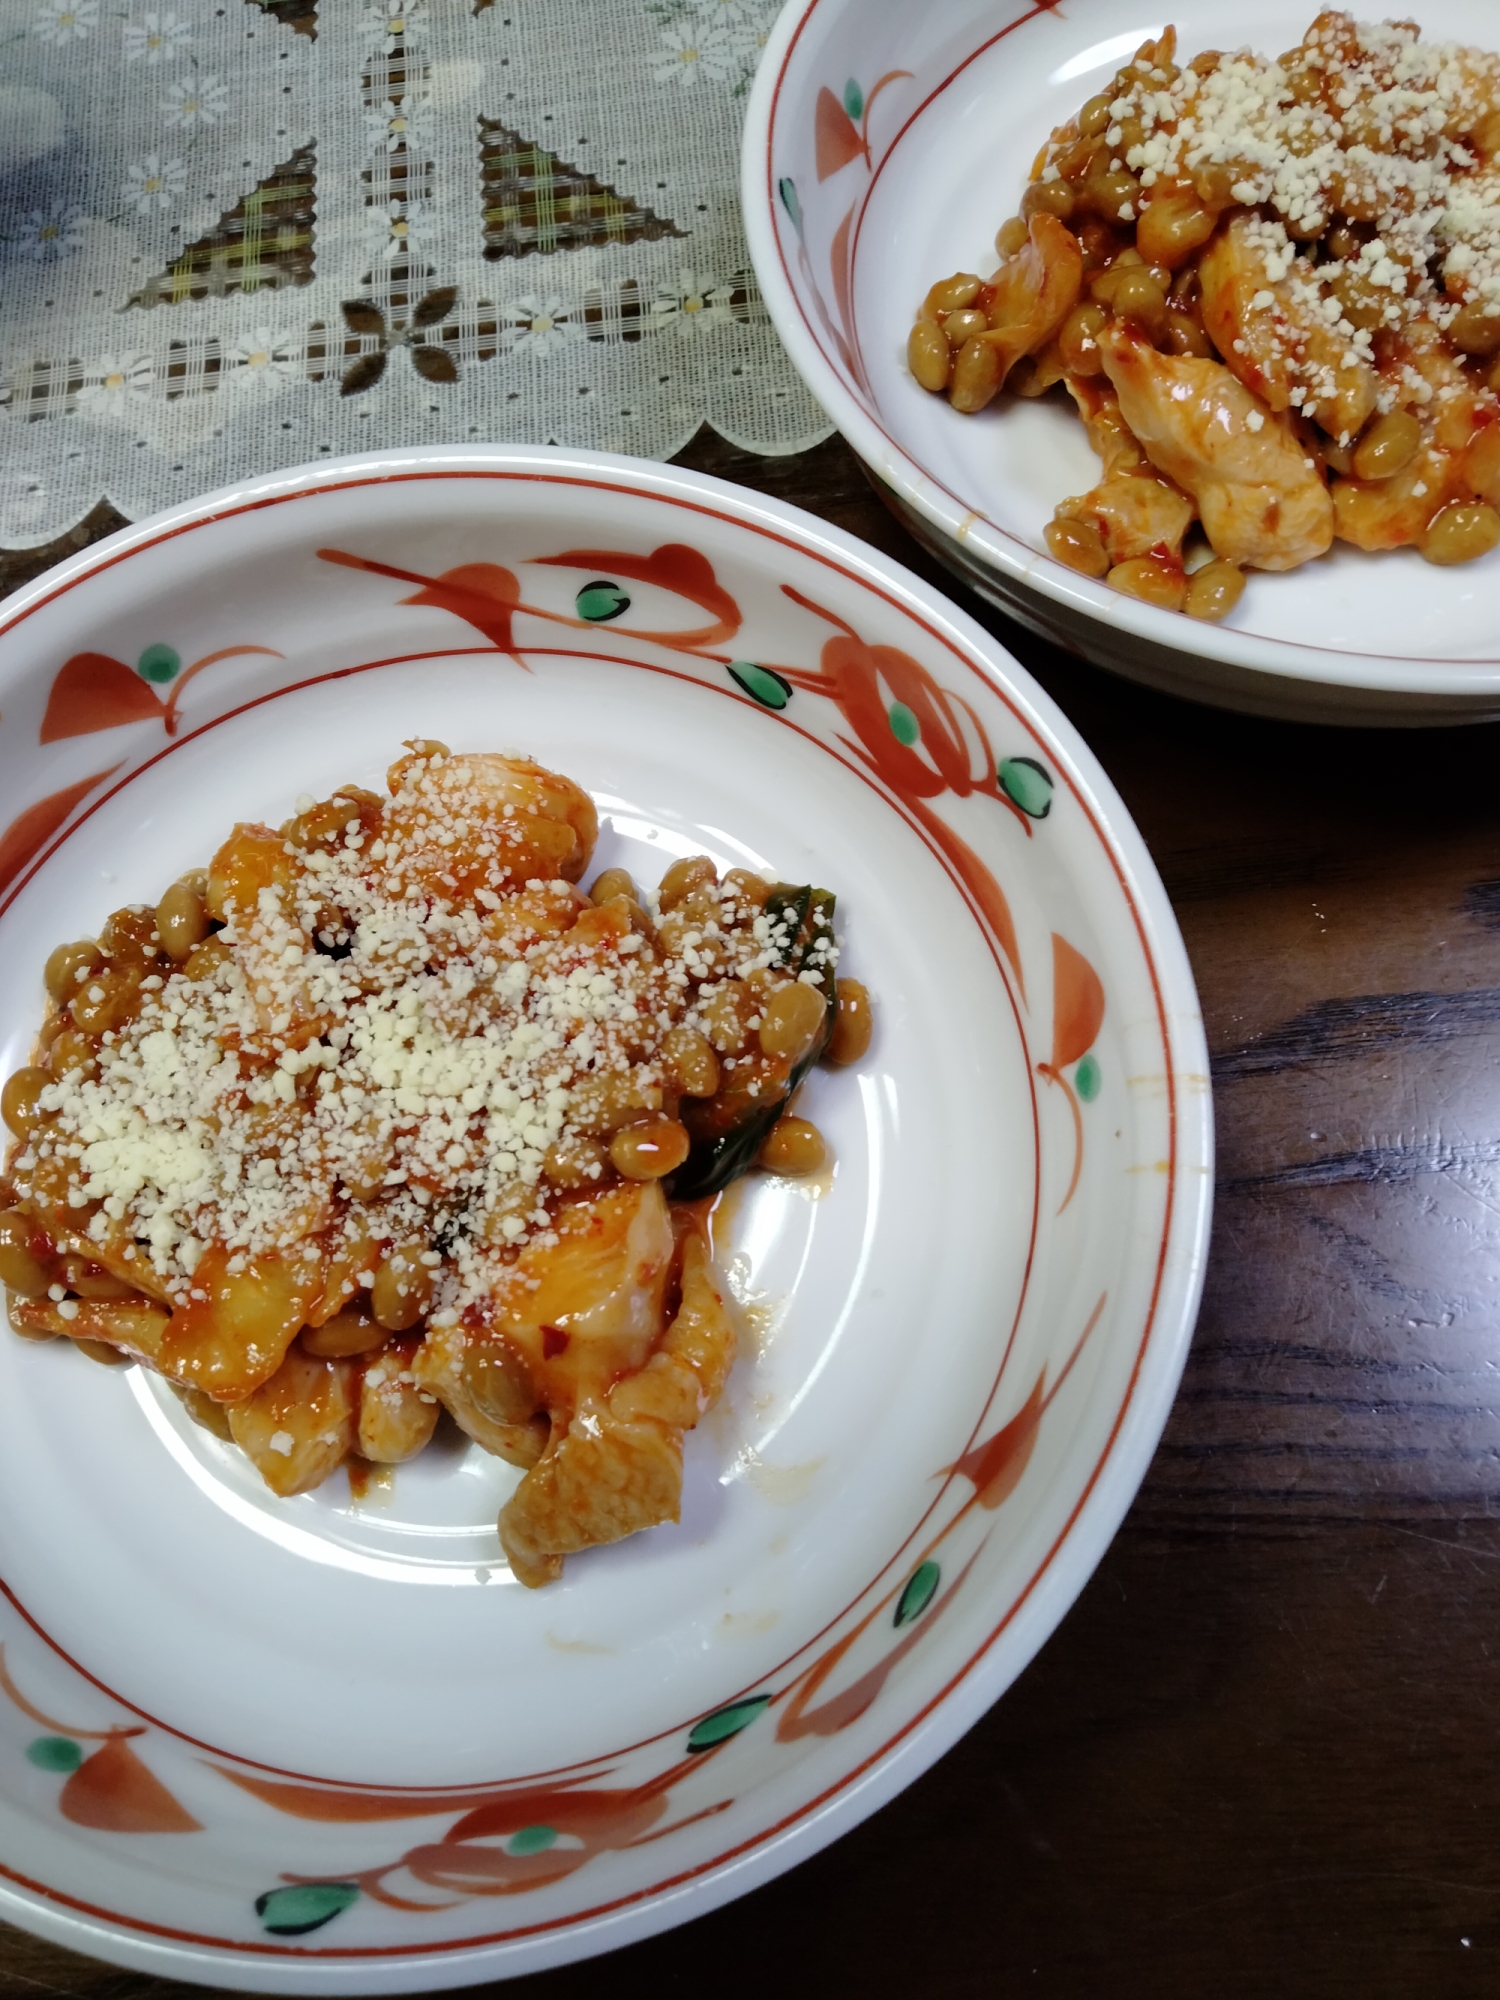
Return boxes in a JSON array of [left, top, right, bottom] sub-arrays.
[[0, 446, 1210, 1988], [744, 0, 1500, 726]]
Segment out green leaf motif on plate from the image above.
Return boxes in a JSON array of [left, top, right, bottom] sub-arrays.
[[505, 1824, 558, 1856], [998, 755, 1054, 819], [888, 701, 919, 746], [894, 1559, 940, 1628], [26, 1736, 82, 1773], [779, 176, 803, 234], [255, 1882, 360, 1937], [575, 581, 630, 623], [728, 661, 792, 710], [843, 77, 865, 120], [687, 1693, 772, 1753], [1074, 1051, 1101, 1102], [136, 643, 181, 685]]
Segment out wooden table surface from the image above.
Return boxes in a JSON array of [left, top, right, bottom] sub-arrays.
[[2, 430, 1498, 1999]]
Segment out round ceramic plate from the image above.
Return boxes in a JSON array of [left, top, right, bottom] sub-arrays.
[[744, 0, 1500, 725], [0, 447, 1210, 1990]]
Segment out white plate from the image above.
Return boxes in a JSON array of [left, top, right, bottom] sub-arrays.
[[744, 0, 1500, 724], [0, 446, 1210, 1988]]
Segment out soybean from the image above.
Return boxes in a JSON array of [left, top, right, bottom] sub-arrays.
[[1449, 299, 1500, 356], [69, 970, 141, 1036], [589, 866, 637, 907], [1165, 309, 1214, 357], [1, 1067, 48, 1140], [826, 979, 873, 1066], [99, 906, 159, 964], [699, 980, 757, 1056], [0, 1210, 50, 1297], [1137, 185, 1218, 267], [1107, 267, 1167, 338], [1020, 179, 1075, 222], [1059, 302, 1108, 375], [156, 881, 210, 962], [923, 272, 982, 318], [657, 855, 717, 911], [950, 336, 1003, 413], [662, 1026, 719, 1098], [1108, 557, 1188, 612], [609, 1116, 690, 1181], [1045, 517, 1111, 578], [759, 1117, 827, 1177], [1078, 93, 1112, 139], [1081, 169, 1141, 222], [721, 868, 772, 909], [1351, 410, 1421, 482], [1184, 560, 1246, 623], [43, 940, 102, 1003], [1419, 501, 1500, 567], [758, 981, 827, 1063], [46, 1030, 96, 1080], [942, 308, 989, 349]]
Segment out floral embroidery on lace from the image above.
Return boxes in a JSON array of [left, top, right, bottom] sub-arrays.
[[0, 0, 828, 544]]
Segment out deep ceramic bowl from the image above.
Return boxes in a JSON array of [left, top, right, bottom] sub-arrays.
[[0, 446, 1210, 1988], [743, 0, 1500, 725]]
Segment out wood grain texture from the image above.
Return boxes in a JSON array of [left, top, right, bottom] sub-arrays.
[[1, 427, 1497, 1997]]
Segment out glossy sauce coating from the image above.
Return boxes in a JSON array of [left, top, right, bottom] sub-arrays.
[[0, 757, 871, 1585], [911, 15, 1500, 615]]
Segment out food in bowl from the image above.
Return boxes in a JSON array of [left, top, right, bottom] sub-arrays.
[[908, 11, 1500, 619], [0, 742, 871, 1586]]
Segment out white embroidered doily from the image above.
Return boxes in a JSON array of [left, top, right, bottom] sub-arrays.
[[0, 0, 832, 546]]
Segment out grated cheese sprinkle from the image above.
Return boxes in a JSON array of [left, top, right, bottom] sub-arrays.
[[10, 751, 836, 1325], [1046, 16, 1500, 428]]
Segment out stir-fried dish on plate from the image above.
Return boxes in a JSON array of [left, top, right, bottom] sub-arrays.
[[909, 11, 1500, 618], [0, 743, 872, 1586]]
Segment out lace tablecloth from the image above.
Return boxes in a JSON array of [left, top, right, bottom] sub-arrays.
[[0, 0, 831, 545]]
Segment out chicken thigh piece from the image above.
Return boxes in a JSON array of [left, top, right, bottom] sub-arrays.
[[1199, 214, 1379, 444], [1099, 323, 1334, 571], [498, 1210, 737, 1588]]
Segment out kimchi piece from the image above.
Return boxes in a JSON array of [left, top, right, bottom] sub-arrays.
[[0, 743, 873, 1587], [909, 13, 1500, 619]]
